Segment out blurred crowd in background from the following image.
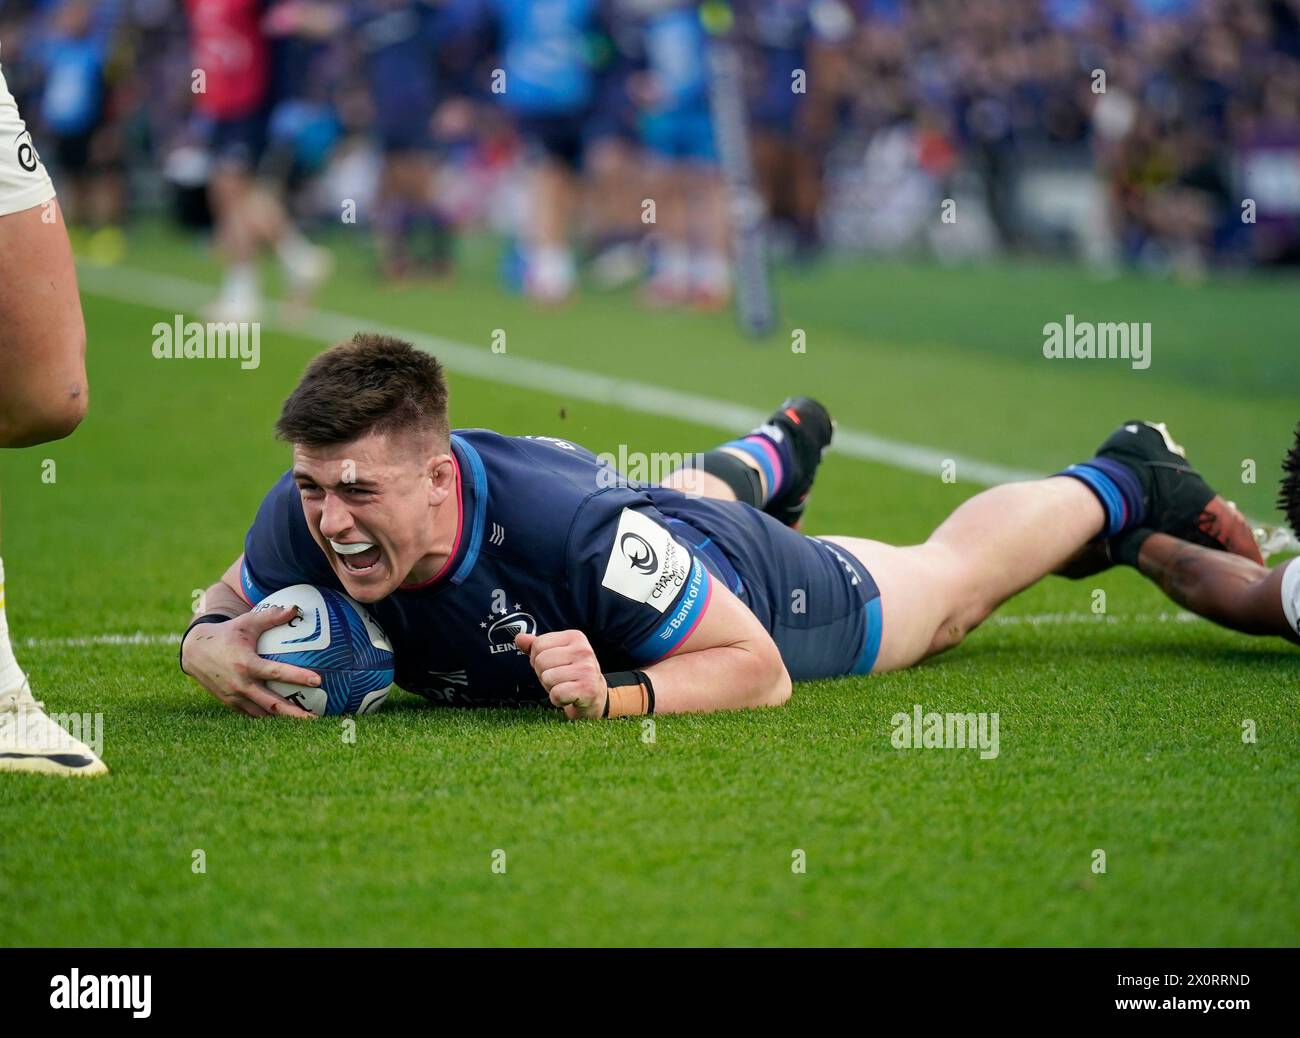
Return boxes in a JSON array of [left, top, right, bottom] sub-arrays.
[[1, 0, 1298, 319]]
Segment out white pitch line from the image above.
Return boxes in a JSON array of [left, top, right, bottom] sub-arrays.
[[74, 263, 1296, 549], [18, 612, 1202, 650], [988, 611, 1197, 627], [75, 264, 1040, 487], [19, 632, 181, 649]]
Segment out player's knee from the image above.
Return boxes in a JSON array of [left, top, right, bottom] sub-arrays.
[[7, 391, 87, 446], [59, 370, 90, 437], [768, 669, 793, 707], [929, 613, 972, 655], [755, 649, 792, 707], [930, 593, 998, 655]]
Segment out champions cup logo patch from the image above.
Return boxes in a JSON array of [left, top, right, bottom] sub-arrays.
[[602, 509, 689, 614], [620, 532, 658, 574]]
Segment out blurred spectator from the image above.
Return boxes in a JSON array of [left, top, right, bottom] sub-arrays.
[[187, 0, 331, 321], [634, 0, 730, 308], [1, 0, 1298, 299], [30, 0, 122, 247]]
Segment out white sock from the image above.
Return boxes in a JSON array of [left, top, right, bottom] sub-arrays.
[[0, 557, 29, 696], [275, 231, 318, 273], [692, 250, 731, 294], [529, 245, 576, 297], [656, 244, 690, 291], [219, 262, 259, 304]]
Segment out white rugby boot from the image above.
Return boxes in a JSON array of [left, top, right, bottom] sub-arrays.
[[0, 678, 108, 777]]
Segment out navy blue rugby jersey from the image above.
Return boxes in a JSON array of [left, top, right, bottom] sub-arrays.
[[239, 429, 871, 707]]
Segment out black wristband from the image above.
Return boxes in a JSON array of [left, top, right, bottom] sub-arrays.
[[1110, 526, 1155, 568], [179, 613, 234, 675]]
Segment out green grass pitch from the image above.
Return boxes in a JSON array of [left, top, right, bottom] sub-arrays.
[[0, 228, 1296, 946]]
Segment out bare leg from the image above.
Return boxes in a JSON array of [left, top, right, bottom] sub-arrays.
[[688, 165, 729, 254], [825, 478, 1106, 671], [583, 137, 644, 245], [208, 167, 329, 314], [208, 169, 260, 264], [660, 468, 737, 500], [0, 83, 105, 776], [533, 158, 574, 248], [686, 164, 730, 305], [0, 200, 88, 446], [644, 163, 689, 303], [526, 158, 577, 301]]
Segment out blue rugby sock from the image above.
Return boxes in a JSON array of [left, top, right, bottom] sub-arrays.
[[1058, 457, 1147, 538], [717, 425, 795, 506]]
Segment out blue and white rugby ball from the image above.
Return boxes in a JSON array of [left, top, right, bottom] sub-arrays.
[[254, 584, 394, 716]]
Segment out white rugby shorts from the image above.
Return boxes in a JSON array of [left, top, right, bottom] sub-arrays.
[[0, 55, 55, 217], [1281, 558, 1300, 639]]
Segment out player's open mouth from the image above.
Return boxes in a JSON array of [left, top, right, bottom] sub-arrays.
[[329, 539, 382, 573]]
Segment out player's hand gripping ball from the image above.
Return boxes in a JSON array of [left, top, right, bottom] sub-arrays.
[[254, 585, 394, 716]]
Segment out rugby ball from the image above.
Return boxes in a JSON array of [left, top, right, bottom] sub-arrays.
[[253, 584, 394, 716]]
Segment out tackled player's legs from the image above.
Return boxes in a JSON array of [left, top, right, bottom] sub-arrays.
[[827, 418, 1262, 671]]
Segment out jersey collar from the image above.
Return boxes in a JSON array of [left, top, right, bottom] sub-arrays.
[[398, 433, 488, 590]]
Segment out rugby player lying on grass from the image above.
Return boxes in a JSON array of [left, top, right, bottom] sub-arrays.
[[179, 334, 1288, 720]]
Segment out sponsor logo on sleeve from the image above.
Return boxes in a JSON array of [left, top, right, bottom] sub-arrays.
[[601, 508, 690, 613], [14, 130, 39, 173], [654, 558, 708, 645], [630, 558, 712, 663], [240, 562, 266, 604]]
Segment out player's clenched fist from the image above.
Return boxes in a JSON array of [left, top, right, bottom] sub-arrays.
[[514, 629, 608, 720], [181, 606, 319, 719]]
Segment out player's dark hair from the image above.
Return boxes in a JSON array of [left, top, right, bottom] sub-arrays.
[[1280, 420, 1300, 533], [276, 334, 449, 448]]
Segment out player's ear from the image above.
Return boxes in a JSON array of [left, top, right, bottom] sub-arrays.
[[427, 452, 455, 506]]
